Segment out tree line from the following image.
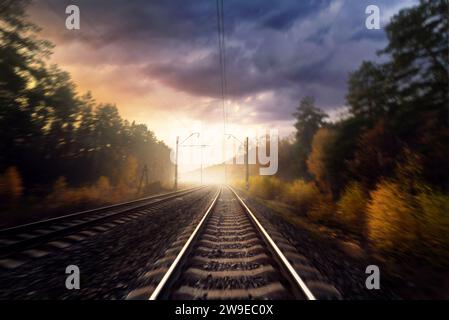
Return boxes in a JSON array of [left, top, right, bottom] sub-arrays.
[[281, 0, 448, 195], [259, 0, 448, 267], [0, 0, 173, 205]]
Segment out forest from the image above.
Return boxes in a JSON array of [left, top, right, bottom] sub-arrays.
[[1, 0, 448, 271], [244, 0, 449, 270], [0, 0, 173, 225]]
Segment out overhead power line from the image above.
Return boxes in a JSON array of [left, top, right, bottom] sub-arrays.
[[216, 0, 227, 130], [216, 0, 228, 181]]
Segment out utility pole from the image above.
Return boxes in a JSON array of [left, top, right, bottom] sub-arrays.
[[174, 136, 179, 190], [198, 144, 209, 185], [182, 143, 209, 185], [223, 143, 227, 185], [200, 146, 203, 184], [174, 132, 200, 190], [225, 134, 247, 188], [245, 136, 249, 190]]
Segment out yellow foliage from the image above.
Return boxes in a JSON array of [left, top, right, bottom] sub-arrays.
[[248, 176, 284, 200], [309, 192, 336, 222], [119, 156, 139, 187], [367, 180, 449, 266], [248, 176, 335, 222], [416, 188, 449, 260], [95, 176, 111, 199], [233, 179, 247, 190], [367, 180, 418, 251], [282, 179, 320, 213], [48, 176, 114, 205], [336, 182, 368, 231], [307, 128, 336, 192]]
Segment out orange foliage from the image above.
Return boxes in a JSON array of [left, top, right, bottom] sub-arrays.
[[0, 167, 23, 202], [307, 128, 336, 192], [282, 179, 320, 214]]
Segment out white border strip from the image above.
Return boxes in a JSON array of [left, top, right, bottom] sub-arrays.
[[149, 187, 221, 300], [229, 186, 317, 300]]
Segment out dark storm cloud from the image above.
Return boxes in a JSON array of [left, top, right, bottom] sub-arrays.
[[33, 0, 417, 122]]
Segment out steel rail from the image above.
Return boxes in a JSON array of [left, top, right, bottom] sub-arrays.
[[149, 185, 316, 300], [149, 187, 222, 300], [228, 186, 316, 300], [0, 186, 207, 256], [0, 186, 205, 235]]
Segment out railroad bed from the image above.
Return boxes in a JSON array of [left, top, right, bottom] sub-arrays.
[[128, 187, 341, 300], [172, 188, 298, 299], [0, 186, 205, 267]]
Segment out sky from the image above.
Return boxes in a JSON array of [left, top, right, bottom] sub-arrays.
[[28, 0, 417, 165]]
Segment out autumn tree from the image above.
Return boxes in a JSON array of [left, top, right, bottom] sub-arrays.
[[321, 116, 366, 197], [0, 0, 173, 198], [293, 96, 327, 179], [347, 121, 399, 189], [345, 0, 449, 191], [307, 127, 336, 194]]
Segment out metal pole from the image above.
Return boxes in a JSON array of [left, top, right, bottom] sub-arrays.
[[200, 147, 203, 185], [224, 146, 227, 185], [245, 136, 249, 190], [174, 136, 179, 190]]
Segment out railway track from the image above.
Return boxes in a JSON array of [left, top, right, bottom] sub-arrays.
[[127, 187, 341, 300], [0, 186, 206, 261]]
